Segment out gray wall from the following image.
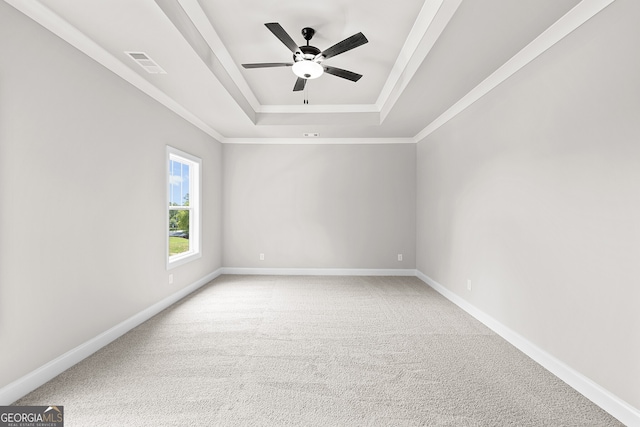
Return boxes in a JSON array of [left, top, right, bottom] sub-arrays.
[[3, 0, 637, 415], [223, 144, 416, 269], [0, 3, 222, 390], [416, 0, 639, 409]]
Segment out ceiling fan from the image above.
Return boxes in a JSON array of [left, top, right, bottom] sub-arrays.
[[242, 23, 368, 92]]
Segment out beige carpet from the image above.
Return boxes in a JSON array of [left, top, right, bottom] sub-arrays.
[[15, 275, 621, 426]]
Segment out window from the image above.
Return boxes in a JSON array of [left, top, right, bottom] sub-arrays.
[[167, 146, 201, 268]]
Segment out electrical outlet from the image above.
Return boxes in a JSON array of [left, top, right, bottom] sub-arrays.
[[259, 253, 265, 261], [397, 254, 403, 261], [169, 274, 174, 284], [467, 279, 472, 291]]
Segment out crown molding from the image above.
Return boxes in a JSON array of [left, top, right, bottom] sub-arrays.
[[377, 0, 462, 122], [221, 137, 414, 145], [413, 0, 617, 143], [4, 0, 226, 142], [177, 0, 454, 124], [6, 0, 618, 146], [176, 0, 260, 111], [256, 104, 379, 114]]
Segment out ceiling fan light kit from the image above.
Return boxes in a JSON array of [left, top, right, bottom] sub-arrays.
[[241, 23, 368, 99], [292, 60, 323, 79]]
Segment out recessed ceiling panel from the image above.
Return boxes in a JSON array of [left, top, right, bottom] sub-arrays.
[[197, 0, 425, 105]]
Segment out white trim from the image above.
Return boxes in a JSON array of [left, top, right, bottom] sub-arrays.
[[222, 137, 419, 146], [3, 266, 637, 425], [256, 104, 379, 114], [167, 146, 202, 269], [222, 267, 417, 277], [2, 0, 456, 132], [221, 137, 414, 145], [167, 251, 202, 270], [413, 0, 617, 143], [415, 270, 640, 427], [2, 0, 225, 143], [375, 0, 445, 110], [377, 0, 462, 122], [5, 0, 617, 147], [175, 0, 451, 121], [0, 269, 223, 406], [176, 0, 260, 111]]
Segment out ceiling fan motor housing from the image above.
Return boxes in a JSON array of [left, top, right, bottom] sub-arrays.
[[294, 45, 322, 61]]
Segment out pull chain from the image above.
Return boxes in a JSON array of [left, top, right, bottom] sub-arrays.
[[303, 81, 309, 104]]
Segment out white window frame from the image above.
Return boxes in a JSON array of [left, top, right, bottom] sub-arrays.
[[167, 146, 201, 269]]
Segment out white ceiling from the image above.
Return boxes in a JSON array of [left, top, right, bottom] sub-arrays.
[[6, 0, 615, 143]]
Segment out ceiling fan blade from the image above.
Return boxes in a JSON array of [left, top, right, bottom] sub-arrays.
[[293, 77, 307, 92], [323, 66, 362, 82], [242, 62, 293, 69], [319, 32, 368, 60], [265, 23, 301, 54]]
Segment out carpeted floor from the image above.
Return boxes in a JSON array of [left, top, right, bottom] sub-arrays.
[[15, 275, 621, 426]]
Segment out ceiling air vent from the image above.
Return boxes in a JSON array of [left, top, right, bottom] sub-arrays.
[[126, 52, 166, 74], [303, 133, 319, 137]]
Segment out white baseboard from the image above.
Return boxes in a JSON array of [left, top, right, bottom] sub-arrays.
[[0, 268, 223, 406], [415, 270, 640, 427], [4, 267, 638, 426], [2, 267, 411, 404], [221, 267, 418, 276]]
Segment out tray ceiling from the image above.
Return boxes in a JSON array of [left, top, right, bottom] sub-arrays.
[[5, 0, 615, 143]]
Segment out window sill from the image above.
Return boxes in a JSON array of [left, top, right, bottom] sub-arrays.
[[167, 251, 202, 270]]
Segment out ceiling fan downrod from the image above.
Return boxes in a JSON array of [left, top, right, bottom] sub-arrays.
[[301, 27, 315, 46]]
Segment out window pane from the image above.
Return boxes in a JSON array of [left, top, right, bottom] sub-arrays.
[[169, 210, 190, 256], [169, 159, 190, 207], [181, 163, 190, 206], [167, 146, 200, 268]]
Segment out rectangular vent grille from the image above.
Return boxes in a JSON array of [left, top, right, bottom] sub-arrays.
[[303, 133, 319, 137], [126, 51, 166, 74]]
